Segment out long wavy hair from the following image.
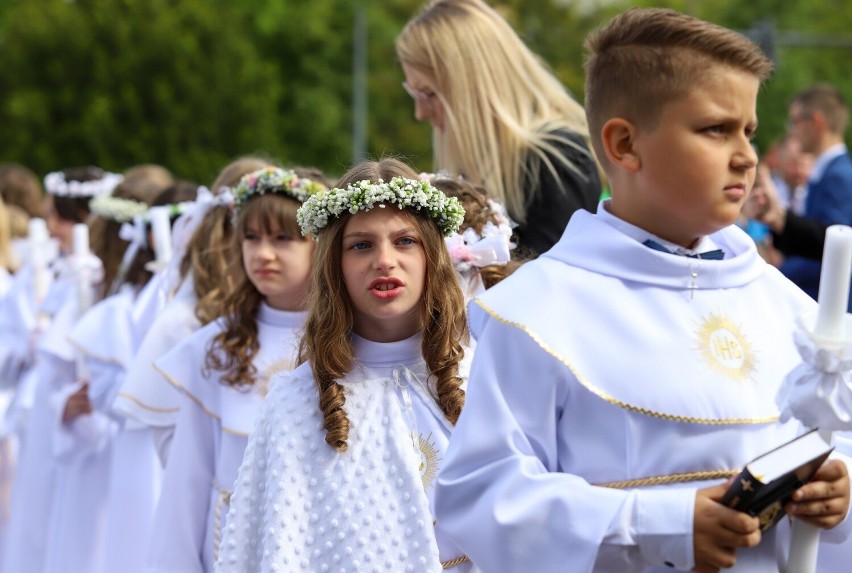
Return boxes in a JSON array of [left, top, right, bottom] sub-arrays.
[[181, 156, 271, 325], [300, 158, 468, 451], [396, 0, 594, 225], [205, 166, 329, 388]]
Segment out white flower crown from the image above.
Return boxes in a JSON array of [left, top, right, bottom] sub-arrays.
[[44, 171, 123, 198], [233, 167, 326, 216], [89, 194, 148, 223], [297, 176, 465, 237]]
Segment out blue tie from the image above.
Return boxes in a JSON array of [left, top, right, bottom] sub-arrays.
[[642, 239, 724, 260]]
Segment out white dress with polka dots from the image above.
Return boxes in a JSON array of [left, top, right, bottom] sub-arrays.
[[215, 333, 473, 573]]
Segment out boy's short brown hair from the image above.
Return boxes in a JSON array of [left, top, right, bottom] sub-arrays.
[[584, 8, 773, 164]]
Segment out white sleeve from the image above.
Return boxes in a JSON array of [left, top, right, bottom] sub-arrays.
[[434, 314, 695, 573], [145, 388, 216, 573]]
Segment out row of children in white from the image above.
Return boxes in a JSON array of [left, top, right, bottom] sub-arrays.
[[0, 158, 516, 573]]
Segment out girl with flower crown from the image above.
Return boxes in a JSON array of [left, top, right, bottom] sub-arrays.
[[66, 180, 201, 573], [215, 158, 473, 572], [114, 156, 271, 468], [41, 170, 173, 573], [0, 166, 126, 573], [146, 165, 329, 573]]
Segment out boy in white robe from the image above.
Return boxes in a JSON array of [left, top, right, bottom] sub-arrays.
[[432, 8, 851, 573]]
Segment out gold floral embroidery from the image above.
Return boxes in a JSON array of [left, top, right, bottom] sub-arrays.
[[256, 357, 296, 398], [417, 432, 441, 490]]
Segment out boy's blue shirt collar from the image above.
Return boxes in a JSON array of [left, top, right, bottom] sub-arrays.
[[596, 199, 721, 256]]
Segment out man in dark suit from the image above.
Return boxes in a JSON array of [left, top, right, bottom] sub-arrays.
[[776, 84, 852, 308]]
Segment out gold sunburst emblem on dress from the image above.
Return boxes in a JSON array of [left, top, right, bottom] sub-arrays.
[[695, 312, 757, 381], [256, 358, 296, 398], [417, 432, 442, 490]]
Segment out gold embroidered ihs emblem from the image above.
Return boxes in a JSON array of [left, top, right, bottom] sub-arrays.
[[256, 358, 296, 398], [417, 432, 442, 490], [696, 312, 757, 381]]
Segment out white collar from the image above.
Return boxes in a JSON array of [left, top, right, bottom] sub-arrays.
[[257, 301, 308, 328], [545, 208, 763, 291], [351, 332, 423, 367], [597, 199, 720, 255]]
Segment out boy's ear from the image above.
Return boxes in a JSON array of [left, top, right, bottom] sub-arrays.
[[601, 118, 641, 172]]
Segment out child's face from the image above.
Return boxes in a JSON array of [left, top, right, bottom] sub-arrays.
[[341, 208, 427, 343], [621, 66, 759, 248], [44, 195, 75, 254], [241, 219, 314, 311]]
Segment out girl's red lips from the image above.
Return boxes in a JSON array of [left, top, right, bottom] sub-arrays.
[[369, 277, 404, 290], [254, 268, 279, 276]]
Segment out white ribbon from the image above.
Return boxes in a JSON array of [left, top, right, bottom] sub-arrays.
[[114, 214, 147, 293], [154, 186, 233, 298], [776, 313, 852, 432], [776, 311, 852, 573], [445, 233, 512, 272]]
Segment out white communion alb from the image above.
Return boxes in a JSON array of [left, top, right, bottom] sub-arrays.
[[215, 333, 473, 573], [146, 302, 306, 573], [433, 207, 851, 573]]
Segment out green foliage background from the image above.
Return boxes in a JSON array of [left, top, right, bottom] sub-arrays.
[[0, 0, 850, 185]]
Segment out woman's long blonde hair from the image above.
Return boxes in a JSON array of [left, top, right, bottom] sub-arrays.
[[396, 0, 593, 224], [300, 158, 468, 451]]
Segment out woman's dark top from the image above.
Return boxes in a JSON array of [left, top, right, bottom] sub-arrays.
[[518, 130, 602, 256]]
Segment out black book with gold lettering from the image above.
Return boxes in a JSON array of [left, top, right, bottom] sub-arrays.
[[720, 429, 834, 531]]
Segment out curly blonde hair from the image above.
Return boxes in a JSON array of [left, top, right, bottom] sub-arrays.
[[300, 158, 469, 451], [206, 167, 329, 388]]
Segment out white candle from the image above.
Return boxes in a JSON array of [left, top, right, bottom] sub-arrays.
[[149, 206, 173, 264], [72, 223, 89, 257], [28, 218, 50, 304], [814, 225, 852, 340], [28, 218, 49, 261]]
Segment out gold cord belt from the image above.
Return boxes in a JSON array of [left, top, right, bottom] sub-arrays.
[[595, 469, 738, 489], [442, 555, 471, 568]]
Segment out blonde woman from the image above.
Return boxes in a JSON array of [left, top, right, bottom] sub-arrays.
[[396, 0, 602, 255]]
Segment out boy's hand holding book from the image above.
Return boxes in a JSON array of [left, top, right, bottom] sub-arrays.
[[786, 459, 850, 530], [693, 481, 761, 572]]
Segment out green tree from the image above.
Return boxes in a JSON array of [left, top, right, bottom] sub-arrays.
[[0, 0, 281, 184]]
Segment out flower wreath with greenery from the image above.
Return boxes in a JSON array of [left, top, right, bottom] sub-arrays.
[[89, 194, 149, 223], [296, 176, 465, 237], [233, 167, 326, 216]]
